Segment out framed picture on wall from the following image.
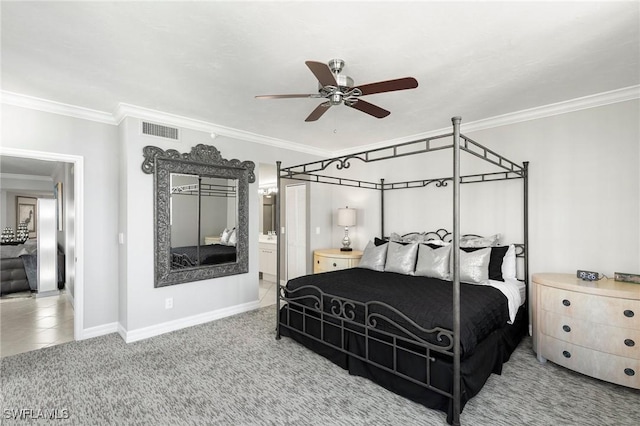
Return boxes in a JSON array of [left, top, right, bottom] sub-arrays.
[[16, 196, 37, 238], [54, 182, 63, 231]]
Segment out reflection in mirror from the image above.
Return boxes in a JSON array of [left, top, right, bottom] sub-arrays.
[[262, 193, 276, 234], [141, 144, 255, 287], [169, 174, 239, 268]]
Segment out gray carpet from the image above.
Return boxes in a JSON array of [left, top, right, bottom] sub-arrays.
[[1, 306, 638, 425]]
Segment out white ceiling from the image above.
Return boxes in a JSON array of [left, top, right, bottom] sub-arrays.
[[2, 1, 638, 153]]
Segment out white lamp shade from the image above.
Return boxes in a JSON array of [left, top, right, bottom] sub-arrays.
[[337, 208, 356, 227]]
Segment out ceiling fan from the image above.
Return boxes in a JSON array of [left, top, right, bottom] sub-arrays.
[[255, 59, 418, 122]]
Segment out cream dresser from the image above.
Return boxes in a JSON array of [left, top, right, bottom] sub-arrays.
[[533, 273, 640, 389], [313, 249, 363, 274]]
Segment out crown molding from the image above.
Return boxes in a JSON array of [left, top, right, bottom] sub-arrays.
[[113, 103, 330, 157], [330, 85, 640, 157], [1, 91, 117, 125], [3, 85, 637, 159]]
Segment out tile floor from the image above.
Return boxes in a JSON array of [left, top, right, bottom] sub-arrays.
[[258, 278, 277, 308], [0, 280, 275, 359], [0, 292, 74, 358]]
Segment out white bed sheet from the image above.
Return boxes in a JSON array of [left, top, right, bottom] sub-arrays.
[[485, 278, 525, 324]]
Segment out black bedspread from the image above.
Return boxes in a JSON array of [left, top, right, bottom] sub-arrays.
[[285, 268, 509, 358], [171, 244, 236, 267]]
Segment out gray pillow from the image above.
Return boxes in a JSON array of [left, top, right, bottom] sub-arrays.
[[415, 244, 451, 280], [458, 247, 491, 283], [357, 241, 388, 272], [384, 242, 418, 275], [460, 234, 500, 248]]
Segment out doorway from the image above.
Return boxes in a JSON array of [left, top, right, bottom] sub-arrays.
[[0, 147, 84, 354], [285, 183, 307, 280]]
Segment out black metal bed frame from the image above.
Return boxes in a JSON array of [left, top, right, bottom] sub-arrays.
[[274, 117, 529, 425]]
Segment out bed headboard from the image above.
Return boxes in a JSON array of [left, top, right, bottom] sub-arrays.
[[382, 228, 526, 259]]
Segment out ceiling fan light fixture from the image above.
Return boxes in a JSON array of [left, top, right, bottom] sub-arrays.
[[335, 74, 354, 88], [256, 59, 418, 121]]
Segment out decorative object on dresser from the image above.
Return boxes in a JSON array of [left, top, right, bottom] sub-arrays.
[[615, 272, 640, 284], [313, 248, 362, 274], [533, 273, 640, 389], [337, 207, 356, 251]]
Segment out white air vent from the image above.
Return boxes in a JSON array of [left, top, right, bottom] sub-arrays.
[[142, 121, 180, 140]]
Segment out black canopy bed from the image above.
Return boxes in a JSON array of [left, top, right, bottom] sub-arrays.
[[274, 117, 529, 425]]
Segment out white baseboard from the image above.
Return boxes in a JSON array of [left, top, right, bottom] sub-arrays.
[[35, 289, 60, 298], [79, 322, 119, 340], [120, 300, 261, 344], [65, 290, 74, 308]]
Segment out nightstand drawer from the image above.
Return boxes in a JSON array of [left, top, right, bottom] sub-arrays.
[[313, 249, 362, 274], [315, 256, 351, 272], [541, 310, 640, 359], [540, 334, 640, 389], [540, 285, 640, 329]]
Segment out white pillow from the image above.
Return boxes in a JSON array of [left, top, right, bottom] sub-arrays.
[[385, 242, 419, 275], [458, 247, 491, 283], [358, 241, 388, 272], [220, 228, 231, 245], [228, 228, 237, 246], [502, 244, 516, 279], [415, 244, 451, 280]]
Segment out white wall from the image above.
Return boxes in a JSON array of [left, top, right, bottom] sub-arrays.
[[2, 104, 120, 329], [333, 100, 640, 283], [4, 98, 636, 339], [119, 117, 324, 335]]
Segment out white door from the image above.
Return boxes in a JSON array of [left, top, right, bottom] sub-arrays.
[[285, 184, 307, 280]]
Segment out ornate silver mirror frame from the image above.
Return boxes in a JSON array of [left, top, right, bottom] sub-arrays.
[[142, 144, 255, 287]]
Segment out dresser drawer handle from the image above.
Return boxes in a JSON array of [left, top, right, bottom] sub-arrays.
[[562, 299, 571, 307], [624, 310, 635, 318], [333, 263, 337, 267], [562, 350, 571, 358], [624, 339, 635, 347], [624, 368, 635, 377], [317, 260, 320, 264], [562, 325, 571, 333]]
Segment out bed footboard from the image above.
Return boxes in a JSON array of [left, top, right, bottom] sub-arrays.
[[279, 284, 457, 399]]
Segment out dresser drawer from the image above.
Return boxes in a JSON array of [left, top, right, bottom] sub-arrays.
[[541, 310, 640, 359], [540, 285, 640, 329], [540, 334, 640, 389], [315, 255, 352, 272]]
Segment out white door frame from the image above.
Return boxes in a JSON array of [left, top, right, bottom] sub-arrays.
[[0, 147, 84, 340]]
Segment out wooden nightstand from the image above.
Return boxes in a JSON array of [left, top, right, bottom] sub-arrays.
[[313, 249, 363, 274], [533, 273, 640, 389]]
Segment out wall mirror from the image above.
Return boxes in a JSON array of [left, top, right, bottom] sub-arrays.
[[142, 144, 255, 287]]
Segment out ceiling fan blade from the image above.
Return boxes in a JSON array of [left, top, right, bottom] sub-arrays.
[[305, 102, 331, 122], [356, 77, 418, 96], [255, 94, 318, 99], [305, 61, 338, 87], [348, 99, 390, 119]]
